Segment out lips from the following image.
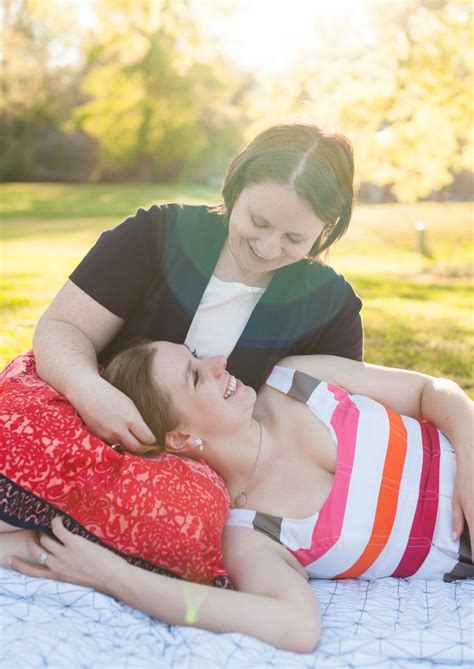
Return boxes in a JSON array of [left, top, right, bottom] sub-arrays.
[[247, 239, 279, 263], [248, 241, 265, 259], [224, 374, 237, 399]]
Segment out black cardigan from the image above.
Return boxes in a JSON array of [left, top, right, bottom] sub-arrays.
[[70, 203, 363, 390]]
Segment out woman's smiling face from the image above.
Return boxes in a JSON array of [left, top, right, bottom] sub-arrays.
[[227, 181, 326, 275], [150, 342, 256, 439]]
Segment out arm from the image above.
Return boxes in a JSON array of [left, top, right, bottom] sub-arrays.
[[33, 206, 169, 450], [33, 280, 155, 451], [279, 354, 472, 443], [0, 522, 40, 568], [7, 518, 320, 653], [280, 354, 473, 550]]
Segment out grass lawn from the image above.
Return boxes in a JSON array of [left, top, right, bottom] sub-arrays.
[[1, 183, 473, 395]]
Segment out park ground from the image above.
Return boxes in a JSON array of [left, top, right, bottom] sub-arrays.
[[1, 183, 472, 395]]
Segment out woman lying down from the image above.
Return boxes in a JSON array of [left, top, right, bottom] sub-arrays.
[[2, 342, 473, 652]]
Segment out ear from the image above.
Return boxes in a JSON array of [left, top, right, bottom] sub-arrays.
[[164, 430, 197, 455]]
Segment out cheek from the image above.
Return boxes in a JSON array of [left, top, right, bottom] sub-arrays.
[[285, 243, 312, 261], [230, 218, 254, 241]]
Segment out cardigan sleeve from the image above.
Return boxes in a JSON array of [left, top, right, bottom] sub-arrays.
[[311, 280, 363, 361], [69, 205, 169, 319]]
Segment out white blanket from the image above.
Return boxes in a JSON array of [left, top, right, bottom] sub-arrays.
[[0, 568, 472, 668]]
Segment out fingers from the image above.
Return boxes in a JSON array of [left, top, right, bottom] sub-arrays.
[[116, 429, 154, 453], [50, 516, 77, 542], [106, 418, 156, 453], [133, 423, 156, 447], [7, 555, 52, 579], [125, 413, 156, 449], [38, 532, 63, 554]]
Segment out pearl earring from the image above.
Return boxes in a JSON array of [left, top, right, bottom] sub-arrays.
[[195, 438, 204, 451]]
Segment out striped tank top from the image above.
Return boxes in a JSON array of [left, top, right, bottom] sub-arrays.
[[227, 366, 473, 581]]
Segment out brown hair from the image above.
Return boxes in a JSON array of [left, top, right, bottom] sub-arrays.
[[219, 123, 354, 257], [104, 340, 179, 457]]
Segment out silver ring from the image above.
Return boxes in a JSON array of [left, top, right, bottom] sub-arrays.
[[38, 550, 49, 566]]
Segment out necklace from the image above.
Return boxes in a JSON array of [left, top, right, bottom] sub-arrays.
[[233, 418, 263, 509]]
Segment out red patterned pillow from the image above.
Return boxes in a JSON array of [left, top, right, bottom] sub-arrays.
[[0, 351, 231, 587]]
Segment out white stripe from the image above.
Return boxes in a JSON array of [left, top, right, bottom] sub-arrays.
[[281, 511, 319, 551], [305, 395, 391, 578], [413, 432, 459, 579], [362, 415, 423, 578], [226, 508, 256, 531], [265, 365, 294, 394], [306, 383, 339, 445]]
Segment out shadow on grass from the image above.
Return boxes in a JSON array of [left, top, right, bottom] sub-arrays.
[[0, 183, 214, 220]]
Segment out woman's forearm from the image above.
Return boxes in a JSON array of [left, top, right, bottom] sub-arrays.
[[33, 317, 102, 400], [107, 561, 320, 653], [420, 378, 473, 458]]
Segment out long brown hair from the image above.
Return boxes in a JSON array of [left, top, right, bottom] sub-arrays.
[[104, 340, 178, 457], [219, 123, 354, 258]]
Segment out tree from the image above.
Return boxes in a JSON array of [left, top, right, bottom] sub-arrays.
[[71, 0, 248, 181], [255, 0, 473, 201], [0, 0, 94, 180]]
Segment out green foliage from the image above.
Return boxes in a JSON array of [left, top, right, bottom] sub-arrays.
[[70, 0, 247, 181], [1, 184, 472, 395], [0, 0, 94, 180], [1, 0, 472, 197], [258, 0, 473, 201]]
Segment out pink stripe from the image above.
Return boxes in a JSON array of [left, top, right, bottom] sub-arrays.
[[391, 422, 440, 577], [292, 384, 358, 566]]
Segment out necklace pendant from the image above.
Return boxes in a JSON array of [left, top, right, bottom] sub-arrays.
[[234, 492, 247, 508]]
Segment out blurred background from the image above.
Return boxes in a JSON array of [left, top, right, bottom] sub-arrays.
[[2, 0, 473, 199], [1, 0, 473, 392]]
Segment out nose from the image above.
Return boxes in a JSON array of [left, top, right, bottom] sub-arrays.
[[204, 356, 227, 378], [255, 232, 281, 259]]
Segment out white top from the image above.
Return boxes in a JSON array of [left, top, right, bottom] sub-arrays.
[[184, 275, 265, 358]]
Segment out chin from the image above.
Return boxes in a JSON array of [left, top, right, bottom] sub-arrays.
[[247, 386, 258, 406]]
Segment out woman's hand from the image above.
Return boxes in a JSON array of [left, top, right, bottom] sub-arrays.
[[451, 449, 474, 556], [74, 375, 156, 453], [7, 517, 127, 594], [33, 281, 156, 453], [8, 520, 321, 651]]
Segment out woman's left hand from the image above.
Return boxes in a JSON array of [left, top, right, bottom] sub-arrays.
[[452, 451, 474, 557], [7, 517, 125, 594]]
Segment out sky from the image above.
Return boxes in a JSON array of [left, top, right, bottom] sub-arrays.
[[212, 0, 369, 74], [67, 0, 371, 75]]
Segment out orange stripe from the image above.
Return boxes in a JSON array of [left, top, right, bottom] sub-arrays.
[[335, 408, 408, 579]]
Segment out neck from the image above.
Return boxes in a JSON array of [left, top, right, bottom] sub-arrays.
[[202, 417, 272, 503]]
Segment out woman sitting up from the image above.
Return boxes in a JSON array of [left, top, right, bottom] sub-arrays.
[[5, 342, 473, 652]]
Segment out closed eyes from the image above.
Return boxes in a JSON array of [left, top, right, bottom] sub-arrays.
[[184, 345, 200, 386], [251, 216, 305, 244]]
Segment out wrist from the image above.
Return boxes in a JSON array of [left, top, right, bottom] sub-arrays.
[[63, 368, 104, 408], [103, 554, 133, 599]]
